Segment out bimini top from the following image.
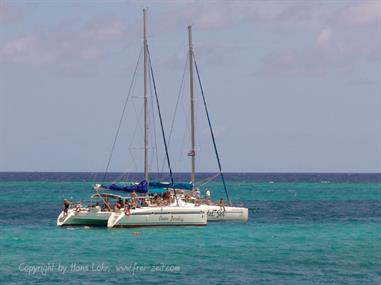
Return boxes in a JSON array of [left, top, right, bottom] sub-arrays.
[[172, 182, 193, 190], [97, 180, 193, 194]]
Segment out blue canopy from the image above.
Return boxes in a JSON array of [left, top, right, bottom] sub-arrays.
[[149, 181, 171, 188], [100, 180, 192, 194], [172, 182, 193, 190], [101, 180, 148, 193], [149, 181, 193, 190]]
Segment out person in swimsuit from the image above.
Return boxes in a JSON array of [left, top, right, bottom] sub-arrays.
[[116, 198, 124, 210], [63, 199, 70, 216], [219, 198, 225, 211], [205, 188, 211, 205], [163, 189, 171, 205], [124, 201, 131, 216]]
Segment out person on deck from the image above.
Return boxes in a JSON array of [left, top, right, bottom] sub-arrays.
[[62, 199, 70, 216], [219, 198, 226, 211], [195, 188, 201, 199], [185, 194, 191, 203], [124, 201, 131, 216], [130, 198, 137, 209], [115, 198, 124, 210], [142, 199, 149, 207], [205, 188, 210, 201], [153, 194, 162, 206], [163, 189, 171, 205]]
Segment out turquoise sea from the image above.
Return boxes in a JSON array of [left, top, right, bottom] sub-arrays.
[[0, 174, 380, 284]]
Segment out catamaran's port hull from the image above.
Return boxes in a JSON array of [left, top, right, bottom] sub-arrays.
[[57, 210, 110, 227], [108, 207, 207, 228], [59, 220, 108, 226], [110, 215, 207, 227], [112, 224, 207, 228], [57, 208, 207, 227]]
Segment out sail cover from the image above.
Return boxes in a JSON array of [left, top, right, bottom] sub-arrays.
[[101, 180, 148, 193]]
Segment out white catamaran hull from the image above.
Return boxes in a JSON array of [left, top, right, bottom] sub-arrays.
[[173, 200, 248, 222], [200, 205, 248, 221], [57, 208, 111, 227], [107, 207, 207, 228]]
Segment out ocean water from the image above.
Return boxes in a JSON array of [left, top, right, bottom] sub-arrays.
[[0, 174, 380, 284]]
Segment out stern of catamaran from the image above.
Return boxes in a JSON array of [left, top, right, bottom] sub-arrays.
[[57, 210, 74, 226]]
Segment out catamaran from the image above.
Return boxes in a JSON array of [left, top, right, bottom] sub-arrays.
[[57, 193, 116, 227], [57, 9, 207, 227], [171, 26, 249, 222]]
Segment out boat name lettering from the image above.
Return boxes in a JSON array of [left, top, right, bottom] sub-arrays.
[[170, 216, 184, 222], [207, 209, 225, 217]]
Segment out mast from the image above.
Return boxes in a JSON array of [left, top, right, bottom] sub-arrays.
[[188, 25, 196, 187], [143, 8, 149, 182]]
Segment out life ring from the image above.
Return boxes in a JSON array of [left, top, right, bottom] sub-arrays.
[[75, 204, 81, 213], [124, 208, 131, 216]]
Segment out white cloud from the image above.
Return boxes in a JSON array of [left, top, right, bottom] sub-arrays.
[[81, 20, 127, 41], [243, 1, 288, 20], [258, 48, 341, 77], [194, 6, 226, 29], [0, 3, 23, 23], [0, 36, 58, 64], [80, 47, 101, 61], [0, 18, 127, 65], [338, 0, 381, 26], [258, 0, 381, 76], [315, 26, 333, 49], [155, 4, 230, 33]]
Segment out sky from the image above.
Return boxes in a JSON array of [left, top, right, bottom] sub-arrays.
[[0, 0, 380, 173]]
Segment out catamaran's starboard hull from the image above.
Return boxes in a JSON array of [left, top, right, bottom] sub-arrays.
[[175, 201, 249, 222], [200, 206, 249, 221], [108, 207, 207, 228], [57, 209, 111, 227]]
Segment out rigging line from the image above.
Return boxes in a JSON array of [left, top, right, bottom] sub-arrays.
[[131, 99, 143, 138], [128, 148, 138, 174], [113, 172, 127, 184], [178, 114, 190, 171], [147, 47, 178, 204], [102, 47, 143, 183], [178, 91, 192, 173], [127, 104, 144, 175], [159, 54, 189, 174], [193, 52, 232, 206], [149, 69, 160, 177], [197, 173, 219, 189], [130, 57, 144, 136], [129, 103, 144, 176], [114, 60, 141, 185], [126, 73, 145, 179], [124, 59, 143, 183]]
